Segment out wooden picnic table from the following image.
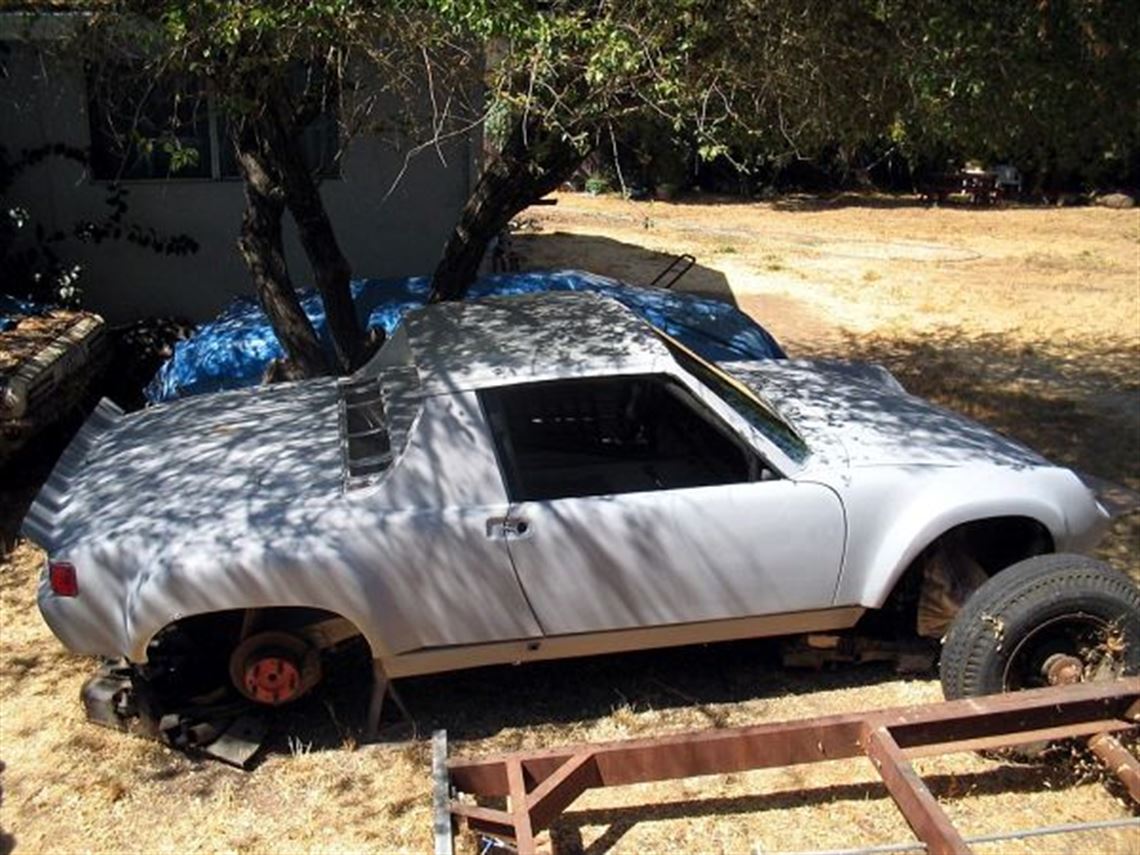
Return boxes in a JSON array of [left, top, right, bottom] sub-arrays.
[[922, 171, 1003, 205]]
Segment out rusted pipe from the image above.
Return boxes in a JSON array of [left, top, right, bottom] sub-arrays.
[[1088, 731, 1140, 804]]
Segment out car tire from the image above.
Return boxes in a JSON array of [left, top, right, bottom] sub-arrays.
[[939, 553, 1140, 700]]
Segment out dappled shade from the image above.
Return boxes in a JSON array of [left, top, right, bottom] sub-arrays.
[[146, 270, 785, 402]]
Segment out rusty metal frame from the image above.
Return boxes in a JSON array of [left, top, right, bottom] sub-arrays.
[[442, 679, 1140, 855]]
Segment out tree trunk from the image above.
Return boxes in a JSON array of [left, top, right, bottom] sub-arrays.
[[233, 125, 329, 377], [267, 92, 362, 371], [429, 119, 587, 302], [282, 170, 360, 371]]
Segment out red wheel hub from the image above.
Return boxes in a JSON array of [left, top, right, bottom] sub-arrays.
[[230, 631, 320, 705], [243, 655, 302, 704]]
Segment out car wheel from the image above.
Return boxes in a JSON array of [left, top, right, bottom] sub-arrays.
[[940, 554, 1140, 700]]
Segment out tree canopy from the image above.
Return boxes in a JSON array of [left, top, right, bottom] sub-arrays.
[[79, 0, 476, 373], [886, 0, 1139, 188], [17, 1, 1139, 371], [425, 0, 922, 298]]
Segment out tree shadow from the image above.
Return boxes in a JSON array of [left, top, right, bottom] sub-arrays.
[[829, 328, 1140, 579], [512, 232, 737, 307], [766, 192, 1067, 213], [403, 645, 926, 740], [831, 330, 1139, 490], [605, 192, 916, 212], [0, 760, 14, 855], [548, 762, 1103, 855], [0, 416, 84, 554], [769, 192, 951, 213], [13, 287, 1137, 776], [258, 639, 930, 762], [603, 191, 935, 212]]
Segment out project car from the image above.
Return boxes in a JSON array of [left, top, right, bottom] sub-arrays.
[[24, 292, 1139, 732]]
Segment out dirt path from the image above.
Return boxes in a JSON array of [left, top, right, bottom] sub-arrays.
[[520, 192, 1138, 345]]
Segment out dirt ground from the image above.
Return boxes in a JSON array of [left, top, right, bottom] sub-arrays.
[[1, 192, 1138, 854]]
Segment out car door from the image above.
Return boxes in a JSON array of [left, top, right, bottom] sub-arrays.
[[363, 389, 545, 651], [479, 374, 845, 635]]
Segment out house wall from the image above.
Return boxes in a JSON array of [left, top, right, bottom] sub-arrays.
[[0, 36, 478, 323]]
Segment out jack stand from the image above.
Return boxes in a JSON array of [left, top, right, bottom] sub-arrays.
[[365, 659, 414, 741]]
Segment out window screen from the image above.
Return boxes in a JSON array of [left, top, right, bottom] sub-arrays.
[[87, 67, 213, 180], [87, 63, 340, 181]]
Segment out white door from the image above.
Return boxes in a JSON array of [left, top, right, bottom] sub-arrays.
[[479, 374, 845, 635]]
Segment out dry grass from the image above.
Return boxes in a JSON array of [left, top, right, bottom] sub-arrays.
[[2, 192, 1139, 854]]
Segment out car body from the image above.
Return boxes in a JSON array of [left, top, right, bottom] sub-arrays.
[[25, 292, 1111, 687]]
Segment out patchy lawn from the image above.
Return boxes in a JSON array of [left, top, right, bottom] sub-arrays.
[[1, 192, 1138, 854]]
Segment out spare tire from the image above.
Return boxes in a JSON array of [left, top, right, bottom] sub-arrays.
[[940, 554, 1140, 699]]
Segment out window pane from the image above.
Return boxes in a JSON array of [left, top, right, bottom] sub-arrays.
[[482, 375, 754, 502], [300, 104, 341, 176], [217, 65, 341, 179], [87, 65, 211, 180], [655, 331, 809, 464], [217, 109, 339, 179]]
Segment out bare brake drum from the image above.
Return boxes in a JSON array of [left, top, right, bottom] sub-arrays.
[[229, 631, 322, 705]]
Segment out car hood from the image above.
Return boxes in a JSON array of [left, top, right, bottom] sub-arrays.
[[22, 379, 345, 554], [721, 359, 1047, 469]]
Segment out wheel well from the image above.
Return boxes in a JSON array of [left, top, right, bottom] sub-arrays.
[[934, 516, 1054, 576], [142, 607, 368, 700], [149, 606, 358, 651], [867, 516, 1054, 637]]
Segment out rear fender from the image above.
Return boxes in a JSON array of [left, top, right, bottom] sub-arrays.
[[123, 551, 397, 664]]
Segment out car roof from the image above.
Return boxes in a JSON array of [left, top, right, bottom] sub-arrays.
[[397, 291, 671, 392]]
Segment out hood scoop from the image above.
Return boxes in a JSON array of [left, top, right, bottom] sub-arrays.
[[339, 376, 393, 489]]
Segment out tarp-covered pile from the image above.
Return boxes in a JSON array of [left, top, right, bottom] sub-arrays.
[[0, 294, 46, 333], [145, 269, 785, 403]]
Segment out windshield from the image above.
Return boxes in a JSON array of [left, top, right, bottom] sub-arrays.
[[655, 331, 809, 464]]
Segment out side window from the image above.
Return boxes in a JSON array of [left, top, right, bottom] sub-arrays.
[[87, 63, 340, 182], [481, 375, 760, 502]]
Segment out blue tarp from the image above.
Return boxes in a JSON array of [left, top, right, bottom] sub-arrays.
[[0, 294, 46, 332], [145, 269, 786, 403]]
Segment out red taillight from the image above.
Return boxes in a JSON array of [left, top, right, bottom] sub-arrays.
[[49, 561, 78, 597]]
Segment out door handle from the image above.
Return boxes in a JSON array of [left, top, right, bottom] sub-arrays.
[[485, 516, 530, 538]]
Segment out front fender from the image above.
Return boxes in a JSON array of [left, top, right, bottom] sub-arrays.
[[833, 465, 1092, 609]]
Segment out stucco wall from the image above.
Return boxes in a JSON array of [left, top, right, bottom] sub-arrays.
[[1, 38, 477, 323]]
